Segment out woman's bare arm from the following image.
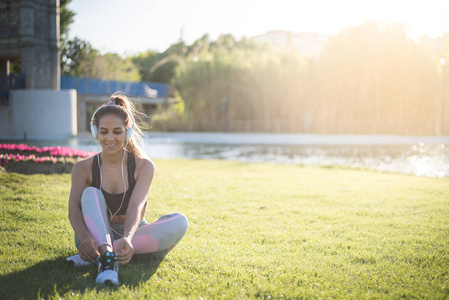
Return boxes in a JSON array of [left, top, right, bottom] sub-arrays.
[[68, 159, 100, 261]]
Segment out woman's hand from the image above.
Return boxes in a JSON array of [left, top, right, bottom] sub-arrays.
[[114, 237, 134, 265], [78, 238, 100, 262]]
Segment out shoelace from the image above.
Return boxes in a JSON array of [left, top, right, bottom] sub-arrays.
[[99, 252, 118, 272]]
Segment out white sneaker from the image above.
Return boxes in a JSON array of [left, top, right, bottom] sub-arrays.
[[66, 254, 97, 267], [95, 252, 119, 285]]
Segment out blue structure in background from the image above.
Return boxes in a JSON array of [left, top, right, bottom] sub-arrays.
[[0, 73, 26, 105], [60, 75, 168, 98], [60, 76, 168, 132]]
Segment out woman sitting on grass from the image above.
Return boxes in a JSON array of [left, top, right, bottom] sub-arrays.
[[67, 92, 188, 285]]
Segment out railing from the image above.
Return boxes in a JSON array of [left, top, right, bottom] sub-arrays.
[[60, 75, 168, 98], [0, 73, 26, 106]]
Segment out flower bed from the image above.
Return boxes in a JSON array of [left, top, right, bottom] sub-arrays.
[[0, 144, 96, 175]]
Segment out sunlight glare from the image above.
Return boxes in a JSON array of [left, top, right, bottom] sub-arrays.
[[262, 0, 448, 39]]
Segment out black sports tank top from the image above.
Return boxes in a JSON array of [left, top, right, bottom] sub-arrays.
[[91, 152, 136, 216]]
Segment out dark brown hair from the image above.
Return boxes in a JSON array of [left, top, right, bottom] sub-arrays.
[[93, 92, 147, 158]]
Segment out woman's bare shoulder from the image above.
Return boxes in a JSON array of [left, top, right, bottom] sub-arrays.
[[135, 155, 156, 177], [73, 155, 95, 170], [71, 155, 95, 182]]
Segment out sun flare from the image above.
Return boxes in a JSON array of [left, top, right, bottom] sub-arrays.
[[260, 0, 448, 39]]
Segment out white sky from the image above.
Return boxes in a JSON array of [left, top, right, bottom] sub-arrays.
[[67, 0, 449, 56]]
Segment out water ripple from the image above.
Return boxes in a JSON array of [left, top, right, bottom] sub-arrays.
[[14, 133, 449, 178]]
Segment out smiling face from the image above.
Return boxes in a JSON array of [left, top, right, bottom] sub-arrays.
[[97, 114, 127, 154]]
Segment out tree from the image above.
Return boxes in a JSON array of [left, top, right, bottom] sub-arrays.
[[174, 34, 276, 131], [132, 50, 161, 81], [314, 21, 440, 134], [58, 0, 142, 81], [59, 0, 78, 75], [77, 53, 141, 81], [61, 37, 95, 75], [169, 24, 444, 134], [61, 38, 141, 81], [132, 41, 188, 83], [60, 0, 75, 40]]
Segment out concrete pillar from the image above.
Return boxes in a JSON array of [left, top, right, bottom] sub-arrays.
[[50, 0, 60, 90], [19, 0, 35, 89], [0, 0, 70, 140], [19, 1, 35, 44], [18, 0, 60, 89], [21, 47, 34, 88], [0, 59, 10, 74]]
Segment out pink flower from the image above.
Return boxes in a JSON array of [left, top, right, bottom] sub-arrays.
[[0, 143, 96, 158], [0, 143, 97, 167]]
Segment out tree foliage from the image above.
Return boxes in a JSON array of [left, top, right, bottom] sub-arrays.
[[60, 37, 93, 75], [61, 38, 141, 81], [132, 41, 189, 83], [60, 0, 75, 40], [59, 16, 449, 134], [59, 1, 140, 81], [171, 23, 449, 134], [77, 52, 141, 81]]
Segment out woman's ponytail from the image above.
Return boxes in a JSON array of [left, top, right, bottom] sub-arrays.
[[108, 92, 148, 158]]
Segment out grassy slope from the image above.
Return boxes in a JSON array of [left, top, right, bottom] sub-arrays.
[[0, 159, 448, 299]]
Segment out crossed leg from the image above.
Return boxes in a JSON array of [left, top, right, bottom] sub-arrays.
[[75, 187, 189, 256]]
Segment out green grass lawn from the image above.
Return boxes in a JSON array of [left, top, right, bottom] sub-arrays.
[[0, 159, 448, 299]]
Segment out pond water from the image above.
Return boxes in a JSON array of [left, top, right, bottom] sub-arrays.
[[16, 132, 449, 178]]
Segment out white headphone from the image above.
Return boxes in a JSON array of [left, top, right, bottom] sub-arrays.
[[90, 101, 135, 231], [90, 103, 135, 142]]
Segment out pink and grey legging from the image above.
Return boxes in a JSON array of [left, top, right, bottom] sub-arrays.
[[75, 187, 189, 255]]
